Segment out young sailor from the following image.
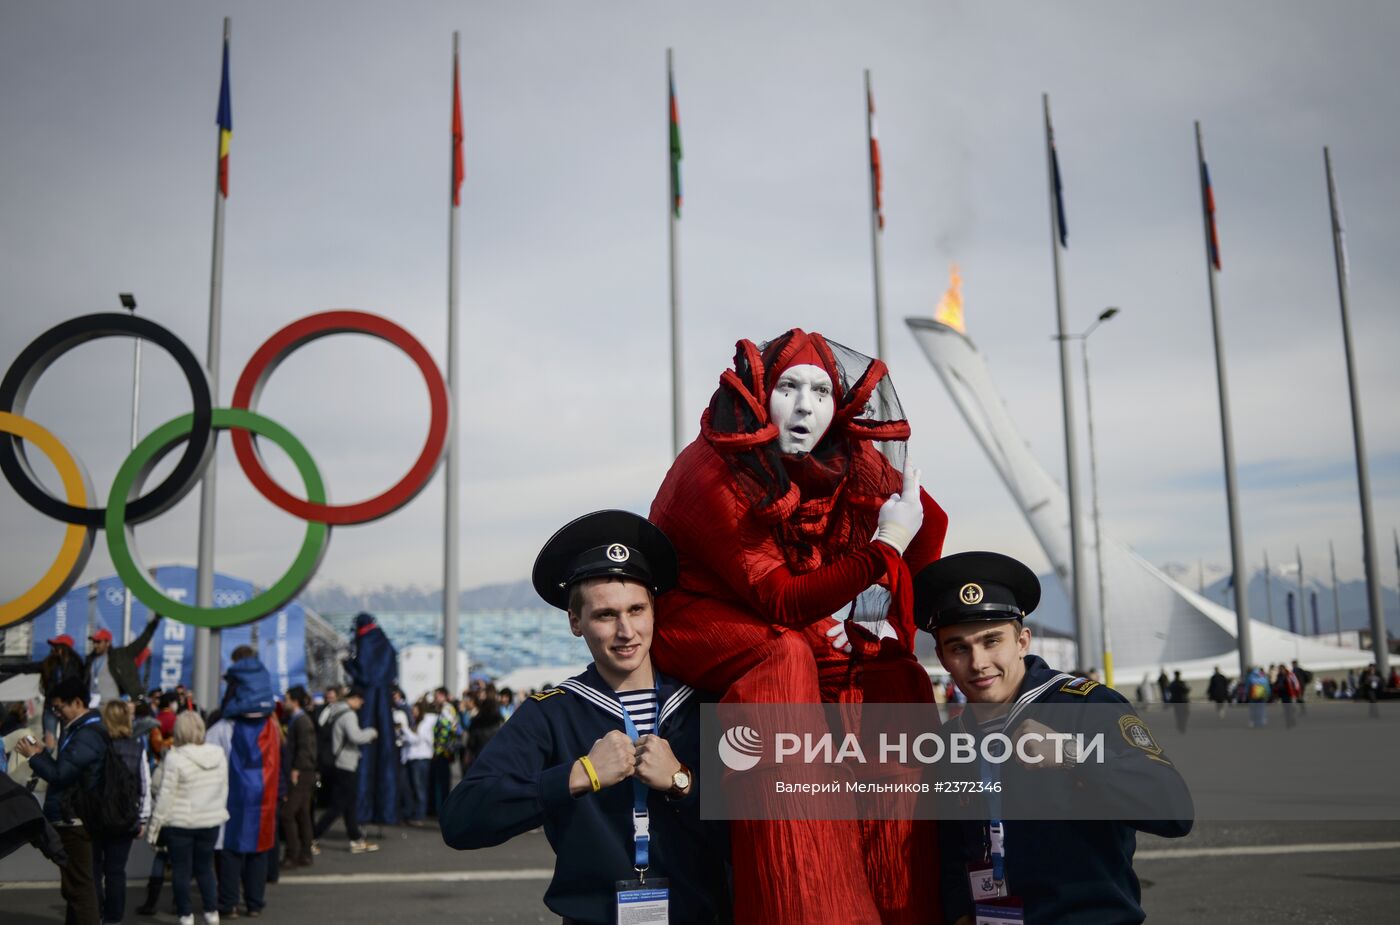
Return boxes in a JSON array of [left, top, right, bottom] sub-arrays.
[[439, 510, 728, 925], [915, 551, 1193, 925]]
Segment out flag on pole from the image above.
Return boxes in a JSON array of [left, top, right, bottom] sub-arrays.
[[217, 36, 232, 198], [1200, 161, 1221, 270], [669, 70, 682, 218], [868, 86, 884, 230], [1048, 119, 1067, 247], [451, 53, 465, 207]]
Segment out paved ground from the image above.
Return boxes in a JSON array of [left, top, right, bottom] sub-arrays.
[[3, 819, 1397, 923]]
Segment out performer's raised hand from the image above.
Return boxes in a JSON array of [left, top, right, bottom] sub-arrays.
[[874, 461, 924, 554]]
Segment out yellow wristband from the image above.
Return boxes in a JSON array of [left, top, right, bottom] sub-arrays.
[[579, 755, 601, 793]]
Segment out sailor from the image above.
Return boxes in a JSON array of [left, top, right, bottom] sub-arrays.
[[439, 510, 728, 925], [914, 551, 1193, 925]]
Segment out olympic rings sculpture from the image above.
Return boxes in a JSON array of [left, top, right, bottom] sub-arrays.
[[0, 310, 449, 630]]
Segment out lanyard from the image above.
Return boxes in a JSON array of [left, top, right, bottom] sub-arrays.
[[618, 691, 654, 874], [980, 754, 1006, 883], [58, 713, 101, 755]]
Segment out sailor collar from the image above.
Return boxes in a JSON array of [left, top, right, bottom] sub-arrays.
[[954, 654, 1074, 736], [556, 663, 695, 731]]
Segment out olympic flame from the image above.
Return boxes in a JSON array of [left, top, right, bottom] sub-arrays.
[[933, 263, 965, 334]]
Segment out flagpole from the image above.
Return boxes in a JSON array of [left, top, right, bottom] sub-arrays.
[[1043, 94, 1089, 665], [1330, 540, 1343, 646], [194, 17, 230, 709], [1324, 147, 1388, 675], [1194, 121, 1252, 678], [442, 31, 463, 696], [1263, 549, 1275, 627], [1296, 545, 1304, 639], [866, 70, 886, 360], [667, 49, 683, 458]]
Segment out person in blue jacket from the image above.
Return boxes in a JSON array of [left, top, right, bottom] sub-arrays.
[[914, 552, 1193, 925], [440, 510, 729, 925]]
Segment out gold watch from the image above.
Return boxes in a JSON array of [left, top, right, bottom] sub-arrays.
[[667, 764, 692, 799]]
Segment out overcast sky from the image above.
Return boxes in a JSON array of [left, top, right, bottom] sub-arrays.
[[3, 1, 1398, 608]]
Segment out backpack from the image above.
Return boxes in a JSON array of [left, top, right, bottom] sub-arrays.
[[64, 731, 141, 837], [316, 706, 342, 774]]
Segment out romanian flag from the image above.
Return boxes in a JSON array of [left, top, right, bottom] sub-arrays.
[[216, 37, 232, 198], [869, 86, 884, 230], [222, 715, 280, 853], [1200, 161, 1221, 270], [451, 54, 465, 207], [669, 70, 682, 218], [1049, 122, 1067, 247]]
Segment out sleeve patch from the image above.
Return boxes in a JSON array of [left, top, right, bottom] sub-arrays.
[[1059, 677, 1100, 696], [529, 688, 565, 702], [1118, 714, 1163, 757]]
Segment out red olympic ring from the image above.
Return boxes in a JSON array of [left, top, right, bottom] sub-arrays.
[[230, 310, 450, 525]]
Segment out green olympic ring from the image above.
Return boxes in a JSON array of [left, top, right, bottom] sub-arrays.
[[105, 407, 329, 628]]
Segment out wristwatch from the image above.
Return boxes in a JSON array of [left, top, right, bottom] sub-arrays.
[[667, 764, 692, 799]]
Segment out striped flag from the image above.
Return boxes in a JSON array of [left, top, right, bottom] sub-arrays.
[[222, 716, 281, 853], [216, 35, 232, 198], [1048, 119, 1067, 247], [1200, 161, 1221, 270], [669, 70, 682, 218], [451, 52, 465, 207], [868, 86, 884, 230]]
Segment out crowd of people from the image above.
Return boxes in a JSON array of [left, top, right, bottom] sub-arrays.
[[0, 620, 536, 925]]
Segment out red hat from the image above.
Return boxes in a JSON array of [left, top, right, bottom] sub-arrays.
[[90, 628, 113, 643], [47, 634, 76, 648]]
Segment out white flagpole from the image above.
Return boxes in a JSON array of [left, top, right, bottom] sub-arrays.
[[866, 70, 886, 360], [1194, 121, 1252, 678], [667, 49, 683, 458], [443, 32, 463, 695], [1324, 147, 1388, 675], [194, 17, 230, 709]]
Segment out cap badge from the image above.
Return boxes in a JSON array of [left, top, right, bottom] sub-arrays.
[[606, 543, 630, 563], [959, 582, 984, 605]]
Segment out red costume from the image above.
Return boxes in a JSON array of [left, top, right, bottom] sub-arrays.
[[650, 330, 948, 925]]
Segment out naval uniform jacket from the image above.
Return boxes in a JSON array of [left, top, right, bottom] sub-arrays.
[[937, 655, 1193, 925], [439, 665, 728, 925]]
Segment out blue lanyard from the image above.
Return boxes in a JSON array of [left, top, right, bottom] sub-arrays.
[[59, 713, 101, 755], [618, 690, 655, 873], [980, 755, 1006, 883]]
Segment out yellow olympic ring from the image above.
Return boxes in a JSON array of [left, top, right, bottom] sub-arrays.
[[0, 412, 96, 628]]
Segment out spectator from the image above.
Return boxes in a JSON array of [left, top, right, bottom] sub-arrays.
[[1207, 666, 1230, 719], [1168, 671, 1191, 734], [1135, 672, 1157, 707], [86, 616, 162, 705], [93, 700, 151, 924], [398, 702, 434, 827], [1156, 667, 1170, 708], [15, 675, 105, 925], [39, 635, 91, 748], [497, 686, 516, 721], [1244, 665, 1271, 728], [1273, 662, 1302, 728], [428, 687, 457, 816], [148, 711, 228, 925], [464, 693, 505, 771], [279, 686, 317, 869], [1359, 663, 1382, 719], [206, 647, 282, 918], [313, 686, 380, 853], [156, 691, 180, 737]]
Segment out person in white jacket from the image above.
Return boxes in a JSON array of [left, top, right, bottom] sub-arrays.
[[148, 711, 229, 925]]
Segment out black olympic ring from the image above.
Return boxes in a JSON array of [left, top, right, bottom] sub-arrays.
[[0, 313, 214, 527]]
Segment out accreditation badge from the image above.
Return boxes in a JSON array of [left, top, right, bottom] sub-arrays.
[[966, 862, 1008, 902], [974, 897, 1025, 924], [615, 878, 669, 925]]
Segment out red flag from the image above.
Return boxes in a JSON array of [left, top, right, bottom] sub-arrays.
[[868, 86, 883, 230], [451, 57, 464, 206]]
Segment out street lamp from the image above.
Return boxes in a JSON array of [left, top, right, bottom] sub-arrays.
[[1061, 306, 1119, 686], [119, 293, 140, 645]]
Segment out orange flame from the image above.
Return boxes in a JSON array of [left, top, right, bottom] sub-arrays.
[[933, 263, 965, 333]]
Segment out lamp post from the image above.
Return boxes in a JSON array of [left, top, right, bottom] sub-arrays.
[[1059, 306, 1119, 685], [118, 293, 140, 646]]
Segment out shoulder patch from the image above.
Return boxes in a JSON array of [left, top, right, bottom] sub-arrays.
[[529, 688, 565, 702], [1059, 677, 1100, 696], [1118, 714, 1164, 757]]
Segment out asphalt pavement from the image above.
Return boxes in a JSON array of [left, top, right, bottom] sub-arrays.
[[2, 818, 1396, 923]]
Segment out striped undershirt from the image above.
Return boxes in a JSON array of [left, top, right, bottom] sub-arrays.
[[617, 689, 658, 736]]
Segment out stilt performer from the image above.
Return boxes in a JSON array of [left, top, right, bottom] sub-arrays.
[[649, 328, 949, 924]]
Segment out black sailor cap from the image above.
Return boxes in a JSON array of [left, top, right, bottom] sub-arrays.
[[913, 551, 1041, 633], [531, 510, 678, 611]]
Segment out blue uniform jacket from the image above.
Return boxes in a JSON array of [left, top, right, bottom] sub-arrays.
[[440, 665, 728, 925], [28, 711, 106, 824], [938, 655, 1193, 925]]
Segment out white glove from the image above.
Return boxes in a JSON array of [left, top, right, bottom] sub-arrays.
[[826, 617, 851, 654], [849, 584, 899, 644], [873, 463, 923, 555]]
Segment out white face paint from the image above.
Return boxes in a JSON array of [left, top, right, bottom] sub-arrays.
[[769, 363, 835, 455]]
